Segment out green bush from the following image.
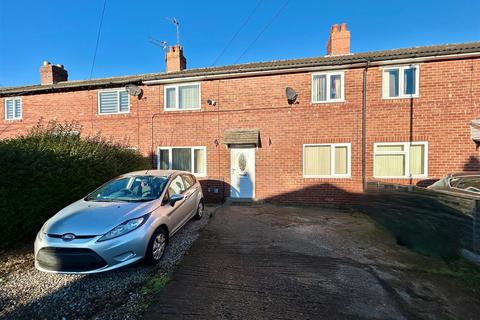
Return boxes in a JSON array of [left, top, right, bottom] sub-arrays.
[[0, 121, 151, 248]]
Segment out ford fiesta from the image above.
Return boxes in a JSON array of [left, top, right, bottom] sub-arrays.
[[34, 170, 204, 274]]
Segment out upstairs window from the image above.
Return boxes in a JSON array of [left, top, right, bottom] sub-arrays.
[[374, 142, 427, 178], [312, 71, 344, 103], [383, 65, 419, 98], [158, 146, 206, 176], [98, 90, 130, 114], [4, 98, 22, 120], [164, 83, 200, 111]]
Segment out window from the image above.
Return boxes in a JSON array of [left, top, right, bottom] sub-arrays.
[[383, 65, 419, 98], [374, 142, 427, 178], [164, 83, 201, 110], [182, 174, 196, 189], [312, 71, 344, 103], [158, 147, 206, 176], [303, 143, 351, 178], [98, 89, 130, 114], [168, 175, 186, 195], [4, 98, 22, 120]]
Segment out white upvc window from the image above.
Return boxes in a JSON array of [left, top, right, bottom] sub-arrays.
[[311, 71, 345, 103], [164, 82, 201, 111], [303, 143, 351, 178], [157, 146, 206, 176], [4, 97, 22, 120], [98, 89, 130, 115], [382, 65, 419, 99], [374, 142, 428, 178]]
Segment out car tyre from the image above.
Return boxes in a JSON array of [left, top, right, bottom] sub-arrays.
[[193, 200, 204, 220], [145, 228, 168, 265]]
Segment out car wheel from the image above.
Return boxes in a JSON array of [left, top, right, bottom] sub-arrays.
[[146, 228, 168, 265], [193, 200, 204, 220]]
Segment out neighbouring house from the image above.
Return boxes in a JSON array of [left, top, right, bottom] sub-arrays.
[[1, 24, 480, 204]]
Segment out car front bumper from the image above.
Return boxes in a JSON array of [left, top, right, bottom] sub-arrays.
[[34, 224, 152, 274]]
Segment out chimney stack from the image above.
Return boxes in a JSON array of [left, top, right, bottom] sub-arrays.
[[40, 61, 68, 85], [326, 23, 350, 56], [165, 45, 187, 73]]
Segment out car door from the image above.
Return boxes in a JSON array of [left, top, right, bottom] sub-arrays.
[[181, 174, 199, 218], [165, 175, 188, 234]]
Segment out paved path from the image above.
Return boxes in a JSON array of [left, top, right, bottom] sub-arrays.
[[144, 204, 480, 320]]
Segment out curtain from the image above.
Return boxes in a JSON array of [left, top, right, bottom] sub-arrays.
[[304, 146, 331, 175], [409, 144, 424, 175], [387, 69, 399, 97], [172, 148, 192, 171], [159, 149, 169, 170], [404, 67, 416, 95], [166, 87, 176, 109], [334, 146, 348, 175], [179, 85, 199, 109], [330, 74, 341, 100], [375, 154, 405, 177], [194, 149, 206, 174], [313, 75, 326, 102]]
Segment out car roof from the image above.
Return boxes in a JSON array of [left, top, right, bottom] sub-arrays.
[[123, 170, 190, 178]]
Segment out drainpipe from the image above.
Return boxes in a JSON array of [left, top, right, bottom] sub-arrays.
[[151, 113, 161, 168], [362, 60, 370, 192]]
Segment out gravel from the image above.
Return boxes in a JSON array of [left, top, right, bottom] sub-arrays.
[[0, 205, 219, 320]]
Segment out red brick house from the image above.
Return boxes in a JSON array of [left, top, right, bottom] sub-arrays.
[[1, 24, 480, 204]]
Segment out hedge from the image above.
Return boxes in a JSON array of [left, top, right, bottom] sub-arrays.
[[0, 121, 150, 248]]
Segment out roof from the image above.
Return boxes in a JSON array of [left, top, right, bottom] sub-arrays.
[[224, 129, 260, 145], [1, 41, 480, 97]]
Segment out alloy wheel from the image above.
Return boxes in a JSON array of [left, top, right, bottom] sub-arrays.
[[152, 233, 166, 260]]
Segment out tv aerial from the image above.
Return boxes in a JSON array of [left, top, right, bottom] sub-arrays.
[[166, 17, 180, 45]]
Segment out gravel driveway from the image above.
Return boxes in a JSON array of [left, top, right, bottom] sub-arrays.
[[0, 205, 218, 320]]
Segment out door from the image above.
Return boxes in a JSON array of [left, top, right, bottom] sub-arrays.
[[230, 146, 255, 198], [181, 174, 198, 218], [166, 175, 189, 234]]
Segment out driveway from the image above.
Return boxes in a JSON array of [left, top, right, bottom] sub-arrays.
[[144, 204, 480, 320]]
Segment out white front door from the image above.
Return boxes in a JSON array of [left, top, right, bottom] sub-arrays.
[[230, 146, 255, 199]]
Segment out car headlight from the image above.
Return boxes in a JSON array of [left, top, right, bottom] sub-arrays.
[[37, 223, 47, 240], [97, 214, 149, 242]]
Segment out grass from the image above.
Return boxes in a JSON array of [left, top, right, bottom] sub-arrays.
[[141, 274, 172, 295]]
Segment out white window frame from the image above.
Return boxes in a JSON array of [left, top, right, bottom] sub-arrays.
[[373, 141, 428, 179], [303, 143, 351, 178], [157, 146, 207, 177], [4, 97, 22, 120], [164, 82, 201, 111], [97, 89, 130, 115], [382, 64, 420, 99], [311, 71, 345, 103]]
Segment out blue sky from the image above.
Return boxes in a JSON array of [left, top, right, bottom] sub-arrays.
[[0, 0, 479, 87]]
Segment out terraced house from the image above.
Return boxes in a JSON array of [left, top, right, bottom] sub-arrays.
[[1, 24, 479, 204]]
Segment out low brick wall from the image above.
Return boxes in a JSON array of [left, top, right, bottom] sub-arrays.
[[360, 181, 479, 258]]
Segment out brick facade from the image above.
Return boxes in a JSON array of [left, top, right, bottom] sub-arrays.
[[1, 54, 479, 205]]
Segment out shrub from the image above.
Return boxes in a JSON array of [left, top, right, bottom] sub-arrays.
[[0, 121, 151, 248]]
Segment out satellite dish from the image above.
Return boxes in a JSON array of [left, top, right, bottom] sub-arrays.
[[125, 84, 143, 97], [285, 87, 298, 105]]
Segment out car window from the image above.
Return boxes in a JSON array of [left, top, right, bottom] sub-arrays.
[[168, 175, 186, 195], [182, 174, 195, 189], [452, 176, 480, 193]]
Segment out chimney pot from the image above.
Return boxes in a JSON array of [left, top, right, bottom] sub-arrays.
[[165, 45, 187, 73], [326, 23, 350, 56]]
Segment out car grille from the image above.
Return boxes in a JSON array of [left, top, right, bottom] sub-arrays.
[[36, 247, 107, 272], [47, 234, 96, 239]]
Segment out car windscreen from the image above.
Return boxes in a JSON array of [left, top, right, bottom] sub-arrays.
[[85, 175, 168, 202]]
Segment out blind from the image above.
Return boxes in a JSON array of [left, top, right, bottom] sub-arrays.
[[179, 85, 199, 109], [99, 91, 119, 113], [375, 154, 405, 177], [194, 148, 206, 174], [312, 75, 326, 102], [119, 91, 129, 112], [334, 146, 348, 175], [14, 99, 21, 118], [304, 145, 331, 176], [409, 144, 424, 175], [5, 99, 14, 119]]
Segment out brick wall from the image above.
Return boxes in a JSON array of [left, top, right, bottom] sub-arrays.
[[1, 57, 479, 204]]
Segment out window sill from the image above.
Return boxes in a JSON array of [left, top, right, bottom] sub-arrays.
[[311, 99, 345, 104], [4, 118, 22, 121], [97, 111, 130, 116], [303, 175, 352, 179], [382, 95, 419, 100], [373, 175, 428, 179], [164, 108, 201, 112]]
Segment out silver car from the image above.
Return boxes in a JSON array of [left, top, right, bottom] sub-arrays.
[[34, 170, 204, 274]]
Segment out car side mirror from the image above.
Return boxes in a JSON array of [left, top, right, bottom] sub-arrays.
[[169, 193, 184, 206]]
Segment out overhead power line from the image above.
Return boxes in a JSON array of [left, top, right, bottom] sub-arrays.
[[89, 0, 107, 79], [211, 0, 264, 66], [234, 0, 289, 64]]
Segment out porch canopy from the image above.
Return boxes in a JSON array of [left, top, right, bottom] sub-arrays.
[[224, 129, 260, 146]]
